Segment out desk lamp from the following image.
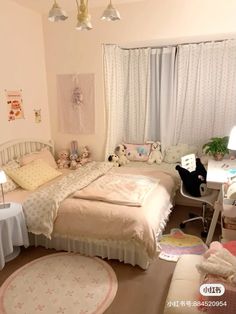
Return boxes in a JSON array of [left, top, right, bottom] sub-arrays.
[[0, 170, 10, 209], [228, 126, 236, 152]]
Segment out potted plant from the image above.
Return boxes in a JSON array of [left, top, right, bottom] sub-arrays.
[[202, 136, 229, 160]]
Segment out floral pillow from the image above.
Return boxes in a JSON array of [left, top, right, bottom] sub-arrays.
[[5, 159, 62, 191], [164, 143, 198, 164], [124, 143, 151, 161]]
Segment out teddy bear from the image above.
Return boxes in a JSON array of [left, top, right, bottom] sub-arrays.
[[147, 141, 163, 165], [57, 150, 70, 169], [78, 146, 91, 166], [114, 144, 129, 166], [108, 154, 120, 167]]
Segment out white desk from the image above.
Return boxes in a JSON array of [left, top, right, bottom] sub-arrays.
[[0, 202, 29, 270], [206, 158, 236, 245]]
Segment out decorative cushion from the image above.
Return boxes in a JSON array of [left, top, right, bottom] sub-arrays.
[[164, 143, 198, 164], [1, 160, 20, 193], [124, 143, 151, 161], [19, 148, 57, 169], [5, 159, 62, 191]]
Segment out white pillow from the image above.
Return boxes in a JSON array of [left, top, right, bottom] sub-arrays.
[[164, 143, 198, 164], [2, 160, 20, 193], [19, 148, 57, 169]]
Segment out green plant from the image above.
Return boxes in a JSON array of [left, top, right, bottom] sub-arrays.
[[202, 136, 229, 157]]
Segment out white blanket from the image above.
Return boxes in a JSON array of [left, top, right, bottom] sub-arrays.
[[73, 173, 159, 206]]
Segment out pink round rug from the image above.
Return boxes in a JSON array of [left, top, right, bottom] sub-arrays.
[[0, 253, 118, 314]]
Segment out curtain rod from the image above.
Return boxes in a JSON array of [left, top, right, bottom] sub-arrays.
[[119, 37, 236, 50]]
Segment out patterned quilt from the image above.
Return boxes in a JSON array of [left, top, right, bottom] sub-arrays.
[[22, 162, 113, 238]]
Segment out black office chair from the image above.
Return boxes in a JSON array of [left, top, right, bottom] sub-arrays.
[[179, 154, 219, 238]]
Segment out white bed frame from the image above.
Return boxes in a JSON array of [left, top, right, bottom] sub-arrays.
[[0, 139, 155, 269]]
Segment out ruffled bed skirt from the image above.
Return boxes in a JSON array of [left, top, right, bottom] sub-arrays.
[[29, 234, 151, 269]]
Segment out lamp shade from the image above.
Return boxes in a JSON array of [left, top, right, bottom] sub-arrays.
[[228, 126, 236, 150], [48, 1, 68, 22], [0, 170, 7, 184], [101, 1, 121, 21]]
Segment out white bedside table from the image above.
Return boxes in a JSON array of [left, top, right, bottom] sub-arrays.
[[0, 202, 29, 270]]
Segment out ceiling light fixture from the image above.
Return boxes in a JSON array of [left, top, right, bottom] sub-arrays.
[[48, 0, 121, 31], [48, 0, 68, 22], [101, 0, 121, 21]]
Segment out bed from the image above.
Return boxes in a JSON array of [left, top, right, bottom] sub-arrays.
[[0, 139, 177, 269]]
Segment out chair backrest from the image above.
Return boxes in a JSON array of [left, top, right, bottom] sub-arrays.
[[181, 154, 196, 172]]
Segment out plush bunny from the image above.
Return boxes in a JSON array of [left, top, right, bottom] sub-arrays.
[[114, 144, 129, 166], [69, 152, 80, 170], [108, 154, 120, 167], [147, 141, 163, 164]]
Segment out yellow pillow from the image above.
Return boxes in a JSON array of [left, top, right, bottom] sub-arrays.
[[5, 159, 62, 191]]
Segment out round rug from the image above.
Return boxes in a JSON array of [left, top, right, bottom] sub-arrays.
[[0, 253, 118, 314]]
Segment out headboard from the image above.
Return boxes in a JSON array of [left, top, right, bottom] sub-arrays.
[[0, 139, 54, 166]]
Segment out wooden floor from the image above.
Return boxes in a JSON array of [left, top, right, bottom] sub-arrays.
[[0, 205, 221, 314]]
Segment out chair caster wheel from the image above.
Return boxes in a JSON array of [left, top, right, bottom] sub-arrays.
[[201, 231, 208, 238], [180, 223, 185, 229]]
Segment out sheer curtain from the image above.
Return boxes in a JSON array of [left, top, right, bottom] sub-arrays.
[[103, 44, 177, 157], [103, 45, 125, 158], [103, 45, 151, 157], [123, 48, 151, 143], [147, 47, 177, 150], [174, 40, 236, 146]]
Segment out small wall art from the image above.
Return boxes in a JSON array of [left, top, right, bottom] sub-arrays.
[[57, 73, 95, 134], [34, 109, 42, 123], [6, 89, 25, 121]]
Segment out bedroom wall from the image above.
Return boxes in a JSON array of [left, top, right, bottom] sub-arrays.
[[0, 0, 51, 144], [42, 0, 236, 160]]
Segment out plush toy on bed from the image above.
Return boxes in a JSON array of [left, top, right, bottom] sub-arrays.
[[79, 146, 91, 166], [114, 144, 129, 166], [147, 141, 163, 165], [69, 152, 80, 170], [69, 140, 80, 170], [175, 158, 208, 197], [57, 150, 70, 169], [108, 154, 120, 167]]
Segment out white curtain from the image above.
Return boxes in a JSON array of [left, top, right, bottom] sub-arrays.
[[122, 48, 151, 143], [174, 40, 236, 146], [147, 47, 177, 151], [103, 45, 151, 157], [103, 45, 124, 158]]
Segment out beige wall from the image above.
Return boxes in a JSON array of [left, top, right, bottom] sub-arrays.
[[42, 0, 236, 160], [0, 0, 51, 144]]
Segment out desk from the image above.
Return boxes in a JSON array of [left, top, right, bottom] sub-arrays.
[[206, 158, 236, 245], [0, 202, 29, 270]]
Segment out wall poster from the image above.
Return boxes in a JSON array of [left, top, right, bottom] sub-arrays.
[[6, 89, 25, 121], [57, 73, 95, 134]]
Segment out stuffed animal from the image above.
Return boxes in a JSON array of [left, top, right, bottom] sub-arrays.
[[114, 144, 129, 166], [57, 150, 70, 169], [175, 158, 208, 197], [69, 140, 80, 170], [69, 152, 80, 170], [79, 146, 91, 166], [108, 154, 120, 167], [147, 141, 163, 165]]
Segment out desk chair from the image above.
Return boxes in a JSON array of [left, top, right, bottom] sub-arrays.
[[179, 154, 219, 239]]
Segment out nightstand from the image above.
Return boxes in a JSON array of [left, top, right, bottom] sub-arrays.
[[0, 202, 29, 270]]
